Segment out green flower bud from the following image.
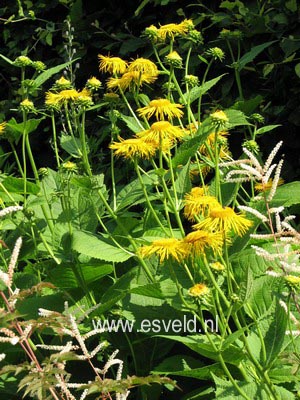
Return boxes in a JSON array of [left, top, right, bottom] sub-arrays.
[[14, 55, 32, 67]]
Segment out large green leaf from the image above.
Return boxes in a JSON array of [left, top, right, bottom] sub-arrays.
[[172, 119, 214, 167], [263, 301, 287, 369], [159, 335, 244, 365], [32, 59, 79, 88], [213, 374, 270, 399], [0, 175, 39, 195], [238, 41, 276, 71], [271, 182, 300, 207], [72, 230, 133, 262], [183, 74, 227, 103], [60, 135, 82, 158], [120, 114, 145, 133], [6, 117, 45, 141], [153, 355, 222, 379], [48, 263, 113, 289]]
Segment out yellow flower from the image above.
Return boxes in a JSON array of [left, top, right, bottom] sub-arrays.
[[107, 71, 158, 91], [137, 121, 184, 142], [255, 178, 284, 192], [57, 89, 80, 102], [62, 161, 77, 172], [284, 275, 300, 290], [199, 131, 229, 154], [137, 98, 184, 121], [210, 261, 225, 271], [193, 206, 252, 237], [110, 137, 157, 159], [0, 122, 6, 135], [184, 230, 224, 256], [75, 90, 93, 107], [183, 187, 220, 221], [128, 58, 158, 75], [45, 91, 62, 109], [138, 238, 189, 263], [55, 76, 72, 89], [86, 76, 102, 91], [19, 98, 35, 112], [98, 55, 128, 75], [157, 21, 191, 41], [188, 283, 210, 298]]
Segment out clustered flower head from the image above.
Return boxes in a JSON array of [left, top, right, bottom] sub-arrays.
[[143, 19, 196, 43], [165, 51, 183, 68], [19, 98, 36, 113], [188, 283, 210, 298], [98, 55, 159, 93], [205, 47, 225, 61]]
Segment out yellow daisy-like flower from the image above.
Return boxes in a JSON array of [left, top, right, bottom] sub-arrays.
[[184, 230, 224, 256], [57, 89, 80, 102], [98, 55, 128, 75], [183, 187, 220, 221], [109, 137, 157, 160], [107, 71, 158, 91], [157, 21, 191, 41], [255, 178, 284, 192], [45, 92, 62, 109], [193, 206, 252, 237], [138, 238, 189, 263], [137, 121, 184, 142], [0, 122, 6, 135], [188, 283, 210, 298], [128, 58, 158, 76], [137, 98, 184, 121]]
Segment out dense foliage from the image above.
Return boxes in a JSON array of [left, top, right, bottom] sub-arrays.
[[0, 1, 300, 399]]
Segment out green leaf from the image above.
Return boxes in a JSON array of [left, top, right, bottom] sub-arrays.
[[263, 63, 275, 77], [213, 373, 270, 399], [60, 134, 82, 158], [72, 230, 133, 263], [225, 109, 252, 127], [238, 41, 277, 71], [263, 301, 287, 368], [0, 175, 39, 195], [174, 162, 192, 204], [295, 63, 300, 78], [183, 74, 227, 103], [130, 283, 165, 299], [48, 263, 113, 289], [120, 114, 144, 133], [153, 355, 221, 379], [6, 117, 45, 141], [172, 119, 214, 167], [271, 182, 300, 207], [159, 335, 244, 365], [255, 124, 281, 136], [232, 95, 263, 115], [32, 59, 79, 88]]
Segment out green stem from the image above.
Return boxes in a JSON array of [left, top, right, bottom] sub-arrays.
[[134, 159, 169, 236], [50, 111, 60, 168]]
